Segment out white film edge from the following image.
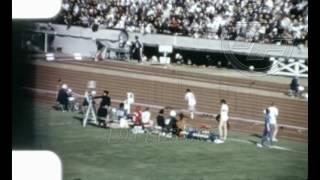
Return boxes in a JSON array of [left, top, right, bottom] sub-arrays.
[[12, 151, 62, 180], [12, 0, 61, 19]]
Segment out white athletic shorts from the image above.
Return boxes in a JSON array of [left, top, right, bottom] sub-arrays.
[[220, 115, 229, 122], [188, 105, 195, 111]]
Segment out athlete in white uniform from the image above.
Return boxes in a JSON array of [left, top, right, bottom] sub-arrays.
[[184, 89, 197, 120], [268, 103, 279, 142], [218, 99, 229, 142]]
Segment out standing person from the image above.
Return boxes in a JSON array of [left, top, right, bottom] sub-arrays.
[[56, 84, 69, 111], [95, 40, 105, 61], [257, 108, 273, 147], [290, 76, 299, 96], [184, 89, 196, 120], [268, 102, 279, 142], [95, 90, 111, 126], [132, 35, 143, 63], [215, 99, 229, 143]]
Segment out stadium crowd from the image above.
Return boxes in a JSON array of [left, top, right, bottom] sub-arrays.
[[57, 0, 308, 46]]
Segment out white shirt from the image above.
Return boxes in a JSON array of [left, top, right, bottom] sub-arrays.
[[185, 92, 196, 106], [268, 106, 279, 124], [62, 3, 70, 11], [220, 104, 229, 121], [141, 111, 151, 123]]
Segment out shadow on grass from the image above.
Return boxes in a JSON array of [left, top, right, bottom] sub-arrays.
[[251, 133, 262, 138], [248, 139, 259, 145], [73, 116, 107, 129], [52, 105, 59, 111]]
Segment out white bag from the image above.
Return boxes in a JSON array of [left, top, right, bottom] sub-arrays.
[[120, 118, 129, 128]]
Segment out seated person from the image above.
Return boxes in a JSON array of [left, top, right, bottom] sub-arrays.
[[132, 106, 142, 125], [165, 110, 178, 134], [66, 88, 77, 111], [156, 109, 166, 129], [290, 76, 299, 96], [116, 102, 127, 121], [56, 84, 70, 111], [141, 107, 152, 129], [176, 113, 187, 136]]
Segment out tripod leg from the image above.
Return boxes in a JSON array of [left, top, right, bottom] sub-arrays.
[[83, 103, 91, 127], [91, 107, 97, 124]]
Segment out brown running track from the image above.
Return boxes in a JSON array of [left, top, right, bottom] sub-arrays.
[[22, 59, 308, 142]]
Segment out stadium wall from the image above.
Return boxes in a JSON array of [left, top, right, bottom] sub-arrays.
[[34, 23, 307, 60]]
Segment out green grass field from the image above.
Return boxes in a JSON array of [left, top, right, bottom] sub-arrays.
[[13, 102, 308, 180]]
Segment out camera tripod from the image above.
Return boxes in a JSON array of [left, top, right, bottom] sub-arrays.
[[82, 94, 97, 127]]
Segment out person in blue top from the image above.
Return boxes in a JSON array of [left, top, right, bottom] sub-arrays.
[[257, 108, 273, 148]]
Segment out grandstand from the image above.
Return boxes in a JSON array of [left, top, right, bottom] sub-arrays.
[[57, 0, 308, 47]]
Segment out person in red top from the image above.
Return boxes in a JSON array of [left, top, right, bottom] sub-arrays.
[[132, 106, 142, 125]]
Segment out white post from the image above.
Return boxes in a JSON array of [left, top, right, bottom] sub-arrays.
[[294, 61, 300, 76], [44, 32, 48, 53], [127, 92, 134, 114]]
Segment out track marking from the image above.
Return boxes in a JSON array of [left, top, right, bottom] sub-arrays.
[[229, 138, 307, 154]]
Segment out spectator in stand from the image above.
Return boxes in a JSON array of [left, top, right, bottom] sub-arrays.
[[56, 0, 308, 47]]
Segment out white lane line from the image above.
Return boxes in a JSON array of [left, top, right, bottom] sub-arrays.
[[229, 138, 308, 154], [22, 87, 308, 131]]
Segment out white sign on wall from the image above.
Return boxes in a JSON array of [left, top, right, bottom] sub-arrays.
[[159, 45, 173, 53]]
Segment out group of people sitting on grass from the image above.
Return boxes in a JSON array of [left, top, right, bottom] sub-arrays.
[[56, 84, 279, 147], [100, 103, 188, 138]]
